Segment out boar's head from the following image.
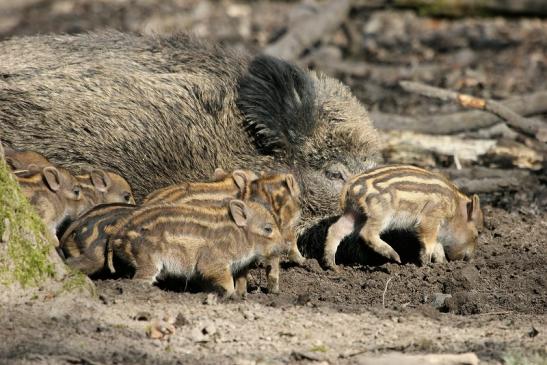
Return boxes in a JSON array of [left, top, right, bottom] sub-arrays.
[[237, 55, 381, 224]]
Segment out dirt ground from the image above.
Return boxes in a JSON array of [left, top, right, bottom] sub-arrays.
[[0, 1, 546, 364]]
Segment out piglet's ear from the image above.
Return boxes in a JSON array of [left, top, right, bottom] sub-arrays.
[[232, 170, 251, 195], [229, 199, 249, 227], [43, 166, 62, 192], [212, 167, 228, 181], [90, 169, 111, 192], [284, 174, 300, 199], [468, 194, 483, 228]]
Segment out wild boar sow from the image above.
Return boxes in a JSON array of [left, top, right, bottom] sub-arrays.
[[0, 32, 380, 237]]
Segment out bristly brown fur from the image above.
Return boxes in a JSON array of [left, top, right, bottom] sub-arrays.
[[14, 165, 94, 243], [0, 32, 380, 254], [65, 199, 284, 298]]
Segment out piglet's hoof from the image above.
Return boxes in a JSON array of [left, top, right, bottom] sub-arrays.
[[267, 285, 280, 295], [323, 260, 340, 273], [288, 252, 307, 266]]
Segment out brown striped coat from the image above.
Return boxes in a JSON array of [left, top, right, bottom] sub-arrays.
[[76, 169, 135, 206], [78, 199, 284, 298], [324, 165, 483, 269], [60, 202, 137, 274], [14, 166, 93, 244]]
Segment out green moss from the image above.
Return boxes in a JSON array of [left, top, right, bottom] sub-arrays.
[[310, 345, 328, 353], [0, 158, 55, 286], [62, 266, 95, 296]]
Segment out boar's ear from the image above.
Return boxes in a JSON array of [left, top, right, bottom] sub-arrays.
[[42, 166, 62, 192], [212, 167, 228, 181], [90, 169, 111, 192], [237, 55, 316, 157], [229, 199, 249, 227], [284, 174, 300, 199]]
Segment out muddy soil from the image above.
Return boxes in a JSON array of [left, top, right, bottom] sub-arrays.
[[1, 209, 545, 364], [0, 1, 546, 364]]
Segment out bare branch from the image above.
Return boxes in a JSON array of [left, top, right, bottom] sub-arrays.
[[263, 0, 351, 62], [399, 81, 547, 141], [371, 92, 547, 135]]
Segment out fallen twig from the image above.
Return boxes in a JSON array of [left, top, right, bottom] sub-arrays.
[[382, 276, 393, 308], [476, 310, 512, 316], [400, 81, 547, 141], [372, 90, 547, 136], [263, 0, 351, 62]]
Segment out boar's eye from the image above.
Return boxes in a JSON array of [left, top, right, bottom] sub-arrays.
[[325, 163, 348, 182], [263, 224, 273, 235], [123, 192, 132, 202], [326, 171, 344, 181]]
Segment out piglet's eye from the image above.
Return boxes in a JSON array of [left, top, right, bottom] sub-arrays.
[[263, 224, 273, 235], [73, 186, 81, 197]]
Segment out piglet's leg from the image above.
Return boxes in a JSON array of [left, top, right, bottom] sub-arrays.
[[266, 255, 280, 294], [65, 242, 107, 275], [432, 243, 446, 263], [417, 218, 441, 265], [324, 213, 356, 270], [360, 219, 401, 263], [287, 231, 306, 265], [234, 269, 249, 298], [204, 264, 235, 298]]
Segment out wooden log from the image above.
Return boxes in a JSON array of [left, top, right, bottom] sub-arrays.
[[383, 130, 497, 161], [263, 0, 351, 62], [383, 131, 543, 170]]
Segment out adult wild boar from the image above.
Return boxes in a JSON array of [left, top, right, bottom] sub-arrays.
[[0, 32, 380, 246]]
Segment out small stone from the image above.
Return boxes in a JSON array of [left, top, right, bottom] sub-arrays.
[[147, 319, 176, 340], [203, 322, 217, 336], [431, 293, 452, 309], [528, 327, 539, 338], [203, 293, 218, 305], [242, 310, 255, 320], [98, 295, 109, 305]]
